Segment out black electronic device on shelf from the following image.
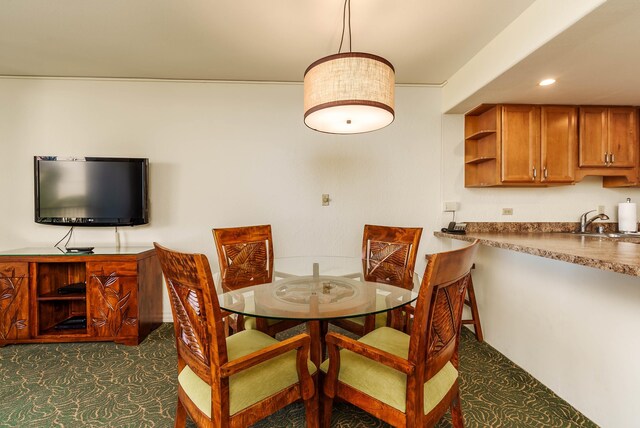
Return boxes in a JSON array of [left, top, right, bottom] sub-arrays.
[[65, 247, 94, 254], [57, 282, 87, 294], [53, 316, 87, 330]]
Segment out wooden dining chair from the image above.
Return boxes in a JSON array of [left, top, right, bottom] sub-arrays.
[[213, 225, 302, 336], [331, 224, 422, 336], [321, 240, 479, 428], [154, 243, 319, 428]]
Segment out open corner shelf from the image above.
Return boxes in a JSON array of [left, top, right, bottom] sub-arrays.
[[465, 130, 496, 140], [465, 156, 496, 165]]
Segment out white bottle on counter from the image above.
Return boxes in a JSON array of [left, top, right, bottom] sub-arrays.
[[618, 198, 638, 233]]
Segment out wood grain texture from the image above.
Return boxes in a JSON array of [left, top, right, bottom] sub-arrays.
[[577, 106, 638, 182], [501, 104, 540, 183], [213, 225, 304, 337], [332, 224, 422, 336], [154, 242, 319, 428], [322, 241, 479, 428], [0, 263, 29, 342], [540, 106, 577, 183], [0, 250, 161, 347]]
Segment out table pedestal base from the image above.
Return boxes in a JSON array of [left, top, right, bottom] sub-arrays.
[[306, 320, 328, 367]]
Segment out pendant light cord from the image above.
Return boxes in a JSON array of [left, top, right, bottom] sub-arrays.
[[338, 0, 352, 54]]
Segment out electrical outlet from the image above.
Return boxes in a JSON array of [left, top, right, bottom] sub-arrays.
[[502, 208, 513, 215], [597, 205, 605, 214], [443, 201, 460, 212]]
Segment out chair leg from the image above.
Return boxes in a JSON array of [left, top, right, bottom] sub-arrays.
[[174, 399, 187, 428], [304, 389, 320, 428], [450, 392, 464, 428], [321, 394, 334, 428], [462, 275, 484, 342]]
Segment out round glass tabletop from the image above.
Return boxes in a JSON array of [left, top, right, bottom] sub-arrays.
[[217, 256, 419, 321]]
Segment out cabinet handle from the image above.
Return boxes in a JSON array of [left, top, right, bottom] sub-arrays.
[[604, 153, 609, 164], [532, 167, 537, 179], [543, 167, 548, 179], [611, 153, 615, 164]]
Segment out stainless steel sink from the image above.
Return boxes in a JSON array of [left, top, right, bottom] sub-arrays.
[[569, 231, 624, 238], [556, 231, 640, 242]]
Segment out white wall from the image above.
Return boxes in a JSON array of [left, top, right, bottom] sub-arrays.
[[441, 113, 640, 427], [0, 77, 443, 318]]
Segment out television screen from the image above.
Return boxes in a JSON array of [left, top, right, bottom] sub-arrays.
[[34, 156, 149, 226]]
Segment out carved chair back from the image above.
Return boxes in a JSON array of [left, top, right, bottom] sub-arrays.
[[213, 225, 274, 290], [154, 243, 227, 391], [409, 241, 479, 381], [361, 224, 423, 289]]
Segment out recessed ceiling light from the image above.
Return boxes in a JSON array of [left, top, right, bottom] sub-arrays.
[[539, 78, 556, 86]]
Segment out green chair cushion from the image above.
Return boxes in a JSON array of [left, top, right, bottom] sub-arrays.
[[320, 326, 458, 414], [235, 295, 287, 331], [178, 329, 317, 417], [243, 316, 281, 330], [346, 293, 389, 329]]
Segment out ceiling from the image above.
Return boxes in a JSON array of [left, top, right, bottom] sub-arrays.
[[1, 0, 640, 112], [454, 0, 640, 113], [0, 0, 534, 84]]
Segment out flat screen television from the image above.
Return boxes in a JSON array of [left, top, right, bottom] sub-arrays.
[[34, 156, 149, 227]]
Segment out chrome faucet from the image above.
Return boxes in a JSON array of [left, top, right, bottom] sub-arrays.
[[579, 210, 610, 233]]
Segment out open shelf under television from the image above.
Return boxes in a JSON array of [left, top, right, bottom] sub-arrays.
[[0, 247, 162, 347]]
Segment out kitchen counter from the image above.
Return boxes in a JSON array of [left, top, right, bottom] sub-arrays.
[[434, 230, 640, 277]]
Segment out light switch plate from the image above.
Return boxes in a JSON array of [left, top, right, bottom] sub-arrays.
[[322, 194, 330, 206]]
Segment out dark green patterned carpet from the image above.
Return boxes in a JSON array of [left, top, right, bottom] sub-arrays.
[[0, 324, 596, 427]]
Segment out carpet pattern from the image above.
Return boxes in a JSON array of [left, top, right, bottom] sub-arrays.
[[0, 324, 597, 427]]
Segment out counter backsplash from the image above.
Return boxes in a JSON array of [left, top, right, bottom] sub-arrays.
[[463, 222, 622, 233]]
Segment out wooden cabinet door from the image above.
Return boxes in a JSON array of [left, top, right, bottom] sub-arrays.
[[608, 107, 637, 167], [87, 263, 138, 339], [541, 106, 577, 183], [501, 105, 540, 183], [0, 263, 30, 341], [579, 107, 608, 167]]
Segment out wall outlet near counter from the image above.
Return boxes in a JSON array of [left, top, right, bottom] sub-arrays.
[[443, 201, 460, 212], [598, 205, 605, 214], [502, 208, 514, 215]]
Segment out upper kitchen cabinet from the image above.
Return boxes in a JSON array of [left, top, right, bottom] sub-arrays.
[[576, 107, 638, 182], [540, 106, 578, 183], [579, 107, 636, 167], [464, 104, 577, 187], [501, 105, 540, 183]]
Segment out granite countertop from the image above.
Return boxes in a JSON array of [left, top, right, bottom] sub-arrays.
[[434, 223, 640, 277]]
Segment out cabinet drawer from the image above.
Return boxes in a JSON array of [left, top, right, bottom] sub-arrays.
[[87, 262, 137, 277], [0, 262, 28, 278]]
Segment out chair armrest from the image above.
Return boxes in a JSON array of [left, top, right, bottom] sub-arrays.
[[325, 332, 414, 375], [323, 332, 414, 398], [221, 333, 311, 377], [220, 333, 314, 399]]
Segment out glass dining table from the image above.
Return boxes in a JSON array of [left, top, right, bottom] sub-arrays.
[[217, 256, 419, 366]]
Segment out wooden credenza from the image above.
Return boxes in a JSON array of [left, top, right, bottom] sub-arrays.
[[0, 247, 163, 347]]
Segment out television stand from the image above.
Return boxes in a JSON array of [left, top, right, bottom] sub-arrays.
[[0, 247, 162, 347]]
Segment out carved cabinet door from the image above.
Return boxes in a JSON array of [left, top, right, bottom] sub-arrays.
[[0, 262, 30, 341], [87, 263, 139, 339]]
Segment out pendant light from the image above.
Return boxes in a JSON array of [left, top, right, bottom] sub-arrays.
[[303, 0, 395, 134]]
